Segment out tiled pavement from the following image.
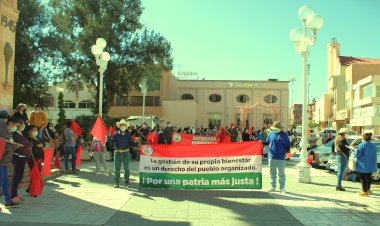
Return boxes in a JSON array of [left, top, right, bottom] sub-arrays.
[[1, 159, 379, 226]]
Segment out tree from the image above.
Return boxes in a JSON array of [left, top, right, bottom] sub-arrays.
[[13, 0, 50, 107], [55, 92, 66, 134], [44, 0, 173, 114]]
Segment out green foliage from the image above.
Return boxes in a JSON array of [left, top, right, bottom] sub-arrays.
[[55, 92, 66, 134], [309, 122, 319, 129], [44, 0, 173, 114], [13, 0, 50, 107]]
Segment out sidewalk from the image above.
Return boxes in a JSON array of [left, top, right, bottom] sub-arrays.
[[0, 159, 379, 226]]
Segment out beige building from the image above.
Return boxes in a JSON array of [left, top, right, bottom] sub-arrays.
[[0, 0, 18, 111], [324, 38, 380, 130], [351, 75, 380, 134], [44, 85, 95, 123], [108, 73, 289, 129]]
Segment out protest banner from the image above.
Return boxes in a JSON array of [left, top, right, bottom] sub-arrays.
[[140, 141, 262, 189], [171, 133, 230, 145]]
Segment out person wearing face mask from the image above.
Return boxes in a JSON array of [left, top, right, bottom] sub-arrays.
[[12, 103, 29, 130], [163, 122, 174, 144], [334, 128, 351, 191], [43, 122, 55, 148], [11, 121, 33, 203], [29, 104, 48, 139], [0, 112, 21, 207], [111, 119, 136, 188], [26, 125, 45, 193]]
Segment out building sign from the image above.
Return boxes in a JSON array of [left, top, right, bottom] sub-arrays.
[[1, 13, 16, 32], [353, 106, 380, 119], [227, 82, 258, 88]]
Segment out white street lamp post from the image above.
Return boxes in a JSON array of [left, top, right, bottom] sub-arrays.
[[91, 38, 110, 118], [289, 5, 323, 183], [139, 77, 148, 125]]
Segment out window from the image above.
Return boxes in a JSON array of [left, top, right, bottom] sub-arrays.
[[377, 86, 380, 97], [114, 96, 160, 106], [263, 113, 273, 125], [264, 95, 277, 104], [236, 94, 249, 103], [353, 89, 358, 100], [209, 94, 222, 103], [345, 81, 351, 92], [78, 100, 94, 109], [47, 95, 54, 107], [346, 99, 351, 109], [63, 100, 76, 109], [181, 94, 194, 100], [361, 84, 373, 99], [208, 113, 222, 128]]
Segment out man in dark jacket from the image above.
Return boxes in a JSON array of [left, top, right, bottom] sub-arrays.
[[111, 119, 135, 188]]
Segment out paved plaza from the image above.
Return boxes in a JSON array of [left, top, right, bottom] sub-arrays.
[[1, 159, 380, 226]]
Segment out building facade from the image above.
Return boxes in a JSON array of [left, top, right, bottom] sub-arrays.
[[44, 85, 95, 122], [351, 75, 380, 134], [108, 73, 290, 130], [314, 39, 380, 132], [290, 104, 302, 125], [0, 0, 18, 111]]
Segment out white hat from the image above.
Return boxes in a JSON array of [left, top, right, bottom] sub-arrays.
[[338, 128, 348, 134], [116, 119, 129, 128]]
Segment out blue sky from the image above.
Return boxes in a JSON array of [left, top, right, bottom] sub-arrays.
[[140, 0, 380, 104]]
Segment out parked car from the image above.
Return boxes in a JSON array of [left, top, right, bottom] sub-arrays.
[[319, 129, 337, 143], [309, 139, 334, 164], [326, 139, 380, 182]]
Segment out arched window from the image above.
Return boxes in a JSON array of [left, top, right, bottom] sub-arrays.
[[264, 95, 278, 104], [78, 100, 94, 109], [63, 100, 76, 109], [209, 94, 222, 103], [181, 94, 194, 100], [236, 94, 249, 103]]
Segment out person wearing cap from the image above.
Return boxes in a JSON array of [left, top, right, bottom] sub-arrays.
[[228, 123, 239, 142], [29, 104, 48, 139], [12, 103, 29, 129], [111, 119, 136, 188], [334, 128, 351, 191], [0, 113, 21, 207], [266, 121, 291, 193]]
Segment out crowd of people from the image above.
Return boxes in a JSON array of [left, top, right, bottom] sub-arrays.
[[1, 103, 378, 213]]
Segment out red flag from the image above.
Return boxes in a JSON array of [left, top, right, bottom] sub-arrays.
[[220, 127, 228, 143], [42, 148, 53, 176], [29, 160, 44, 197], [221, 135, 231, 143], [109, 126, 117, 136], [54, 151, 61, 169], [147, 132, 158, 144], [132, 134, 136, 142], [71, 119, 83, 137], [91, 116, 107, 143], [76, 145, 83, 166], [0, 139, 6, 160], [249, 127, 253, 138]]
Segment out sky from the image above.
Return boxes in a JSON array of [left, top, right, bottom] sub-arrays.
[[140, 0, 380, 104]]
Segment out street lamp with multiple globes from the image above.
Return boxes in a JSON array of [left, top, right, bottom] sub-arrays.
[[139, 77, 148, 125], [289, 5, 323, 183], [91, 38, 111, 118]]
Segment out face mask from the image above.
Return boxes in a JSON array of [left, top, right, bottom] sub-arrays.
[[35, 110, 40, 113], [20, 126, 25, 131], [120, 126, 127, 131], [10, 127, 17, 132], [33, 131, 38, 137]]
